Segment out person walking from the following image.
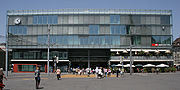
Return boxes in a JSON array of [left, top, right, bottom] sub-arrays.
[[108, 68, 111, 77], [56, 68, 61, 80], [156, 68, 159, 75], [104, 68, 107, 78], [35, 67, 41, 89], [0, 68, 7, 90], [116, 68, 119, 77]]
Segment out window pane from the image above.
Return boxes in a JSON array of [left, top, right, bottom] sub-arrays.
[[110, 15, 120, 24], [161, 15, 170, 24], [152, 36, 171, 44], [110, 25, 126, 35], [89, 25, 99, 34]]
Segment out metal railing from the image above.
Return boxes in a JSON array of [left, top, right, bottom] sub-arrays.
[[7, 9, 172, 15], [111, 56, 173, 60]]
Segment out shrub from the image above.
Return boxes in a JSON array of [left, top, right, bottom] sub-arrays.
[[143, 68, 148, 73], [171, 67, 176, 72], [164, 68, 169, 72]]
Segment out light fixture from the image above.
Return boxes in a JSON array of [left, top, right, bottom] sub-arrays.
[[116, 51, 119, 55], [155, 50, 160, 54], [123, 50, 128, 53], [135, 51, 137, 55], [165, 50, 171, 53], [162, 26, 165, 31], [144, 50, 149, 53]]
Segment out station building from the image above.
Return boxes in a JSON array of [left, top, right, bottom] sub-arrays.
[[7, 9, 173, 72]]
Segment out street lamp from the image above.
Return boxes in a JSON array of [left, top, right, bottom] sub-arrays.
[[129, 29, 133, 75], [5, 16, 9, 77], [47, 24, 50, 75]]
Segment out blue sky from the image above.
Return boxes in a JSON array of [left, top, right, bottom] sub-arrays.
[[0, 0, 179, 43]]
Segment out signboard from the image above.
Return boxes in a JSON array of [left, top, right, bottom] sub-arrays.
[[152, 44, 171, 47]]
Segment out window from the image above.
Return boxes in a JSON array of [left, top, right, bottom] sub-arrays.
[[152, 36, 171, 44], [160, 15, 170, 25], [111, 36, 120, 45], [132, 36, 141, 46], [9, 26, 27, 35], [131, 15, 141, 24], [89, 25, 99, 34], [110, 15, 120, 24], [37, 36, 47, 45], [79, 36, 88, 45], [33, 15, 58, 24], [18, 65, 36, 72], [110, 25, 126, 35]]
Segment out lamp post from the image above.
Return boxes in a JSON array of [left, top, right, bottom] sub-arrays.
[[129, 29, 133, 75], [5, 16, 9, 77], [47, 24, 50, 75], [121, 57, 124, 72]]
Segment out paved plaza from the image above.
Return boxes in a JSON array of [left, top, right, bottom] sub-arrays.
[[3, 72, 180, 90]]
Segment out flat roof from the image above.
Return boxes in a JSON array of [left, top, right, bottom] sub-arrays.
[[7, 9, 172, 15]]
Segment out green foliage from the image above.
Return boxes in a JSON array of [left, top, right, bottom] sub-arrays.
[[171, 67, 176, 72], [143, 68, 148, 73], [167, 67, 176, 72], [138, 51, 145, 56], [111, 53, 115, 56], [164, 68, 169, 72], [159, 68, 163, 72]]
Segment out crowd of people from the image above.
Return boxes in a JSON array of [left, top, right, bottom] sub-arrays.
[[70, 67, 112, 79]]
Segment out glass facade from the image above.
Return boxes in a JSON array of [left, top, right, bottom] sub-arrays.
[[152, 36, 171, 44], [18, 65, 36, 72], [9, 26, 27, 35], [7, 10, 172, 48], [12, 50, 68, 60], [37, 35, 121, 46], [33, 15, 58, 24], [7, 9, 172, 66], [110, 15, 120, 24]]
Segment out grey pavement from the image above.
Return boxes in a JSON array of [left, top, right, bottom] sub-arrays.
[[3, 72, 180, 90]]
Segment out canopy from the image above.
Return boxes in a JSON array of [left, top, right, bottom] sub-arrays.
[[156, 64, 169, 67], [115, 64, 123, 67], [111, 64, 117, 67], [143, 64, 155, 67], [123, 64, 135, 67], [135, 64, 143, 67]]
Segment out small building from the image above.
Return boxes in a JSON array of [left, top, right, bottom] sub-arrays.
[[172, 37, 180, 70], [0, 43, 6, 70]]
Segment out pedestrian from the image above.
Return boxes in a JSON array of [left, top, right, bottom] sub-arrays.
[[35, 67, 41, 89], [75, 68, 78, 75], [0, 68, 7, 90], [95, 67, 99, 78], [108, 68, 111, 77], [56, 68, 61, 80], [116, 68, 119, 77], [120, 68, 124, 77], [98, 67, 102, 79], [156, 68, 159, 75], [104, 68, 107, 78]]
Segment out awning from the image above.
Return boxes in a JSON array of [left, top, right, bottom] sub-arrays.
[[135, 64, 143, 67], [111, 49, 169, 52], [156, 64, 169, 67], [123, 64, 135, 67], [143, 64, 156, 67]]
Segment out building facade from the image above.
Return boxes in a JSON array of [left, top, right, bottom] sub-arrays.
[[172, 37, 180, 70], [0, 43, 6, 70], [7, 9, 173, 72]]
